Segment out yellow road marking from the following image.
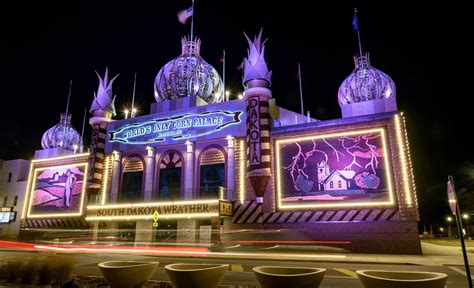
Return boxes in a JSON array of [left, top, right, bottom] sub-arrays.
[[231, 264, 244, 272], [334, 268, 358, 278]]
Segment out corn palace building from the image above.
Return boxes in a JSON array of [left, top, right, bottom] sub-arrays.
[[19, 31, 420, 254]]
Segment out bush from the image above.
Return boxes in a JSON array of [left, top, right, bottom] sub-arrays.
[[20, 256, 39, 284], [3, 259, 24, 283], [38, 258, 55, 285], [51, 255, 75, 286]]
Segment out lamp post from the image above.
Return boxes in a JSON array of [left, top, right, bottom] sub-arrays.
[[463, 214, 471, 240], [447, 216, 453, 239]]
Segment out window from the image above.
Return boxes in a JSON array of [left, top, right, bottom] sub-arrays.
[[7, 173, 12, 183], [159, 152, 183, 200], [338, 180, 342, 189], [120, 157, 144, 203], [13, 196, 18, 206], [330, 181, 334, 188], [2, 196, 7, 207], [199, 148, 225, 199]]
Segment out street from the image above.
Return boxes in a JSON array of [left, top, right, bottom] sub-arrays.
[[0, 248, 472, 287]]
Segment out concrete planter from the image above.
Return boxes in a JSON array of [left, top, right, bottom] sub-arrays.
[[98, 261, 159, 288], [164, 263, 229, 288], [252, 266, 326, 288], [356, 270, 448, 288]]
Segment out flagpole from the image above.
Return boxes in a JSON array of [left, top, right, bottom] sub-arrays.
[[65, 80, 73, 118], [298, 63, 304, 115], [190, 0, 195, 42], [354, 8, 363, 57], [131, 72, 137, 118], [80, 107, 87, 153], [223, 50, 226, 101]]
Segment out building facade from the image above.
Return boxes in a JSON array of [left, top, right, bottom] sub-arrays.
[[18, 31, 420, 253], [0, 159, 30, 238]]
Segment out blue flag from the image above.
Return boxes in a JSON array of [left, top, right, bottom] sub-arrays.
[[352, 13, 359, 31]]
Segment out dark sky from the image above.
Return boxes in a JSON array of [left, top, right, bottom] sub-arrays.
[[0, 1, 468, 225]]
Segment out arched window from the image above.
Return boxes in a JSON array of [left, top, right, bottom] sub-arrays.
[[199, 147, 225, 199], [338, 180, 342, 188], [159, 152, 183, 200], [121, 156, 144, 203], [330, 181, 334, 188]]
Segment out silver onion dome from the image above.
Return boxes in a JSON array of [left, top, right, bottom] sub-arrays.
[[338, 53, 396, 106], [41, 113, 81, 151], [154, 37, 224, 103]]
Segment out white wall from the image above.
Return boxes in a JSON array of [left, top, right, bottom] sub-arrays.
[[0, 159, 30, 238]]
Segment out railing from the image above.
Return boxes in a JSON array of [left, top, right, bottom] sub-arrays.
[[89, 187, 235, 205]]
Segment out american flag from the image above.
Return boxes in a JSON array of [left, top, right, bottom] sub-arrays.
[[177, 7, 193, 24]]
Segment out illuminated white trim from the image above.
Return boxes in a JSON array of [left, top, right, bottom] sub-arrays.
[[85, 212, 219, 221], [21, 162, 35, 219], [239, 139, 246, 202], [101, 155, 111, 205], [26, 162, 89, 218], [395, 114, 413, 205], [401, 114, 417, 205], [31, 152, 89, 163], [87, 199, 219, 210], [275, 128, 395, 210]]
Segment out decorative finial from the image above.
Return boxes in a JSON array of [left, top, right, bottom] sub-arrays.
[[242, 28, 272, 88], [90, 67, 119, 117], [181, 36, 201, 56]]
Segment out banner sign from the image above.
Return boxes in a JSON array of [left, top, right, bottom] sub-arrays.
[[86, 200, 233, 221], [110, 110, 242, 145]]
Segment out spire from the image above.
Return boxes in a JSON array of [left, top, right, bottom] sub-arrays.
[[131, 72, 137, 118], [90, 67, 119, 118], [242, 28, 272, 88], [65, 80, 72, 121], [80, 106, 87, 153]]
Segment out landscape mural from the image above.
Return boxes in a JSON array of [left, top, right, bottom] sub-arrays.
[[277, 129, 393, 206], [28, 164, 86, 216]]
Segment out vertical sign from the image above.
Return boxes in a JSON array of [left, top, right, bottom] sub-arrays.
[[248, 96, 261, 165], [88, 125, 99, 181]]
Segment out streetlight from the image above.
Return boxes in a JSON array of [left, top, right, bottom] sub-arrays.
[[447, 216, 453, 239], [225, 90, 230, 101], [463, 213, 471, 240]]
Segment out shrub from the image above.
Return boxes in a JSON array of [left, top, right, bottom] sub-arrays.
[[51, 255, 75, 286], [19, 256, 39, 284], [3, 259, 24, 283], [38, 258, 55, 285]]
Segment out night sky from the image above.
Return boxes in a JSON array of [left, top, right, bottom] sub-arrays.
[[0, 2, 467, 226]]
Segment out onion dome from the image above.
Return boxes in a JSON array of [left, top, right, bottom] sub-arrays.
[[41, 113, 81, 151], [337, 53, 397, 118], [338, 53, 396, 106], [154, 36, 224, 103]]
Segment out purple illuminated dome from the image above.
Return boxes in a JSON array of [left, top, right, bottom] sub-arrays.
[[338, 53, 396, 106], [41, 113, 81, 151], [154, 36, 224, 103]]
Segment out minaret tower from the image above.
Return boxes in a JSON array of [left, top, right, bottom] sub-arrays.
[[242, 30, 272, 204], [88, 68, 118, 190]]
